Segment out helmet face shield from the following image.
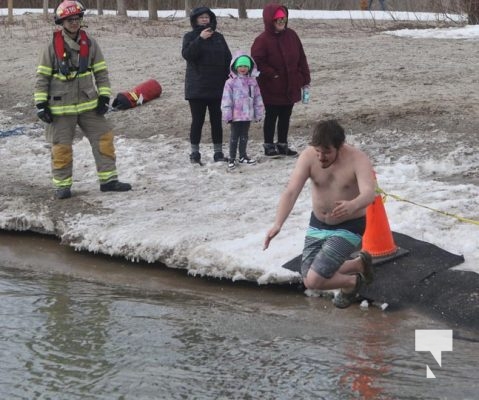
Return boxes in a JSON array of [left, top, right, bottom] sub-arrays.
[[54, 0, 86, 25]]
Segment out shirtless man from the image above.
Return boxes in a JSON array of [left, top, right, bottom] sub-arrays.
[[264, 119, 376, 308]]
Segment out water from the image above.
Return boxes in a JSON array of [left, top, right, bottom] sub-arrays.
[[0, 232, 478, 399]]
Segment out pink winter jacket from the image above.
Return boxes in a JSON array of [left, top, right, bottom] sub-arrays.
[[221, 52, 264, 122]]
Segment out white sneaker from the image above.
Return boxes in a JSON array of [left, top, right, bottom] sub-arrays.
[[239, 156, 256, 165], [228, 159, 236, 169]]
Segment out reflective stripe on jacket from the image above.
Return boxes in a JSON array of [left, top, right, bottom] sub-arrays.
[[34, 30, 112, 116]]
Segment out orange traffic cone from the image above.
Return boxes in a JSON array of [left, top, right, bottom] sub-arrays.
[[362, 194, 398, 257]]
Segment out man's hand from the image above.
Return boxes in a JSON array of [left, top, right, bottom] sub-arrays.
[[36, 102, 53, 123], [96, 96, 110, 115], [263, 225, 281, 250], [331, 200, 355, 218]]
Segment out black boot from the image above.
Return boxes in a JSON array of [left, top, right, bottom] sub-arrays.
[[213, 151, 228, 162], [263, 143, 279, 157], [276, 142, 298, 157], [55, 187, 72, 199], [100, 180, 132, 192], [190, 151, 202, 164]]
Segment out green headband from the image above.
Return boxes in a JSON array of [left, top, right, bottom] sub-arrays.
[[234, 56, 252, 70]]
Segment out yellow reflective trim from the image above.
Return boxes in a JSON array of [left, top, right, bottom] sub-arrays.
[[77, 71, 92, 78], [34, 92, 49, 102], [52, 176, 73, 188], [37, 65, 52, 75], [97, 170, 118, 182], [92, 60, 107, 72], [98, 86, 112, 96], [52, 71, 93, 81], [129, 91, 139, 101], [76, 100, 99, 112], [50, 98, 98, 115]]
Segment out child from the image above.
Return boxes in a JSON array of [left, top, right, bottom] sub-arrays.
[[221, 52, 264, 170]]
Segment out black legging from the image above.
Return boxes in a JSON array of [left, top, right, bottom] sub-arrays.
[[229, 121, 251, 159], [188, 99, 223, 145], [263, 104, 294, 144]]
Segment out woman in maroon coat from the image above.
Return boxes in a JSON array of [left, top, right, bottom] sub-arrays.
[[251, 3, 310, 157]]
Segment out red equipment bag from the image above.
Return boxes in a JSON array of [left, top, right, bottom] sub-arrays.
[[112, 79, 162, 110]]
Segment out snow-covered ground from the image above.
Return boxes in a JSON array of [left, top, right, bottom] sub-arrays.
[[1, 121, 477, 282], [0, 8, 477, 282]]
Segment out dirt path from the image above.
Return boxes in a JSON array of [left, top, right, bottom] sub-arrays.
[[1, 14, 478, 207]]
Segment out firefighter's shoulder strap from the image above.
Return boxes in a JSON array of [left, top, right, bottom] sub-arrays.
[[53, 30, 90, 76]]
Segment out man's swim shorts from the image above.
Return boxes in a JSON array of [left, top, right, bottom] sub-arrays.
[[300, 212, 366, 279]]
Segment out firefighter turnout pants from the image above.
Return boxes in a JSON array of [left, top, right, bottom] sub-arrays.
[[45, 111, 118, 189]]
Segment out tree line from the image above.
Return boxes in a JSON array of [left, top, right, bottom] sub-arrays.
[[5, 0, 479, 24]]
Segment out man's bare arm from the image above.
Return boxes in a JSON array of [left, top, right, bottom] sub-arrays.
[[264, 151, 311, 249], [352, 151, 376, 210]]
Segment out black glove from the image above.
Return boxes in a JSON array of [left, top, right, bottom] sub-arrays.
[[96, 96, 110, 115], [36, 102, 53, 123]]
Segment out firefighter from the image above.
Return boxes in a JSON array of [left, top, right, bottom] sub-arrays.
[[34, 0, 131, 199]]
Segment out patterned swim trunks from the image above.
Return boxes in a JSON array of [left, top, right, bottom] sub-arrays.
[[300, 212, 366, 278]]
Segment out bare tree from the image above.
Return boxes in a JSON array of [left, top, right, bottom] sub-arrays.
[[8, 0, 13, 24], [238, 0, 247, 19], [43, 0, 49, 18], [464, 0, 479, 23], [117, 0, 127, 16], [97, 0, 104, 16], [148, 0, 158, 20], [185, 0, 192, 16]]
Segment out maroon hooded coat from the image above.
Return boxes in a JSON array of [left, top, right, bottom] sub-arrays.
[[251, 3, 311, 105]]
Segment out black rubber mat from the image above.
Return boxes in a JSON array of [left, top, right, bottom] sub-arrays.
[[281, 232, 478, 330]]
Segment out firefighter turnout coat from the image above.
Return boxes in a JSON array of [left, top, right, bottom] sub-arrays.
[[34, 29, 111, 115], [34, 29, 119, 189]]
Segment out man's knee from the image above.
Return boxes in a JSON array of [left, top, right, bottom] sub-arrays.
[[303, 268, 328, 290]]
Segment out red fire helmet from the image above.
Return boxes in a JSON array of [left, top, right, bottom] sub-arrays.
[[54, 1, 86, 25]]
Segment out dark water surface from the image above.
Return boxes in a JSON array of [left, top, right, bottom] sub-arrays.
[[0, 232, 478, 400]]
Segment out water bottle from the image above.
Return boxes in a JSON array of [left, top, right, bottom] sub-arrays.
[[302, 85, 310, 104]]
